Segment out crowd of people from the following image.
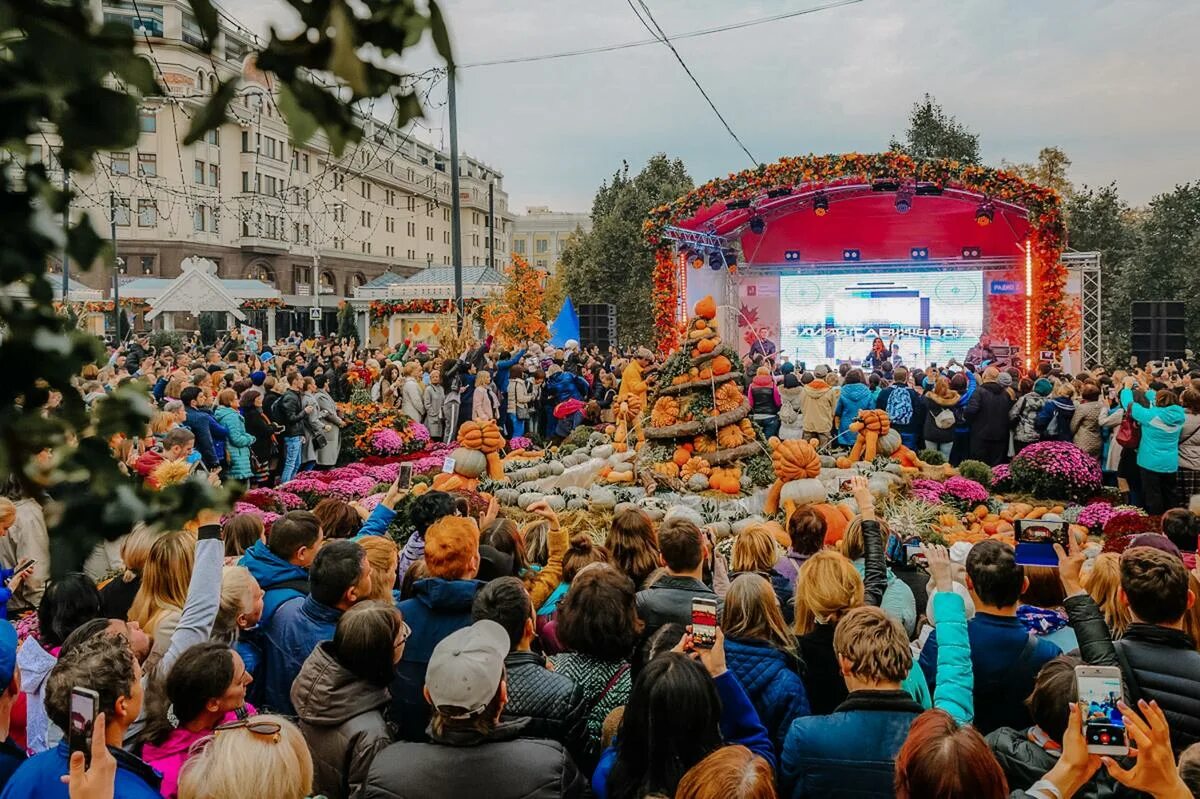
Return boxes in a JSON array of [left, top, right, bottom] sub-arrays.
[[3, 327, 1200, 798]]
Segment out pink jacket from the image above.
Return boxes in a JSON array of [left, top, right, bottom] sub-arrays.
[[142, 706, 254, 799]]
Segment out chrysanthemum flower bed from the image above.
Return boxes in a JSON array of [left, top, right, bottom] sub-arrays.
[[1004, 441, 1102, 502]]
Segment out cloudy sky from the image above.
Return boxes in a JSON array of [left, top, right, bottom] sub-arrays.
[[223, 0, 1199, 213]]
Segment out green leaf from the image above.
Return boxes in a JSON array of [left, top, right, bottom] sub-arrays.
[[186, 0, 221, 51], [428, 0, 455, 67], [278, 83, 319, 146], [391, 91, 422, 129], [183, 79, 239, 145], [114, 54, 160, 96], [328, 2, 368, 95], [66, 218, 108, 271]]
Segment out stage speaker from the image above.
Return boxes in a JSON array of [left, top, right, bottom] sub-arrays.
[[1130, 301, 1187, 364], [577, 303, 617, 350]]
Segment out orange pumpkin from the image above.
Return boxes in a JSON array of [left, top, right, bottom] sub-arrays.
[[694, 295, 717, 320], [693, 319, 708, 330], [681, 442, 694, 453], [711, 355, 732, 376], [673, 447, 691, 466], [698, 368, 712, 380], [721, 475, 741, 494], [812, 502, 850, 545], [696, 338, 717, 354]]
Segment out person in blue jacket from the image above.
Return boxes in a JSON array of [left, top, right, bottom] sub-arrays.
[[493, 345, 527, 436], [593, 626, 774, 799], [1129, 389, 1186, 514], [546, 364, 590, 440], [239, 510, 325, 625], [780, 544, 972, 799], [834, 369, 874, 445], [212, 389, 256, 481], [180, 386, 228, 470]]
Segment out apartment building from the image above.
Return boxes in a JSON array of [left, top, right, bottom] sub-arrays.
[[511, 206, 591, 273]]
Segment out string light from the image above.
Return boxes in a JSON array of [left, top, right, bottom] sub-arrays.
[[1025, 238, 1033, 369]]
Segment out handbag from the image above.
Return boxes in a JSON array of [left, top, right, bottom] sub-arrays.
[[311, 431, 328, 451], [1116, 411, 1140, 449]]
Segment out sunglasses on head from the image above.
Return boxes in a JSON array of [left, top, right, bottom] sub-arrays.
[[214, 718, 282, 741]]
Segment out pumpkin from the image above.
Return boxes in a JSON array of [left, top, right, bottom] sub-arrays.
[[696, 338, 717, 354], [780, 478, 828, 506], [720, 475, 741, 494], [714, 382, 743, 413], [693, 319, 708, 330], [681, 442, 694, 453], [654, 462, 680, 478], [770, 438, 822, 480], [698, 368, 712, 381], [673, 447, 691, 466], [813, 502, 850, 545], [694, 295, 717, 320], [692, 435, 718, 454], [739, 418, 755, 437], [650, 396, 680, 427], [711, 355, 732, 376], [717, 424, 745, 449], [680, 456, 712, 481], [450, 446, 488, 478]]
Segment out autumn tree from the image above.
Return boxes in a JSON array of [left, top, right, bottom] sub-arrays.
[[889, 94, 981, 164], [483, 254, 550, 347], [1001, 146, 1074, 197]]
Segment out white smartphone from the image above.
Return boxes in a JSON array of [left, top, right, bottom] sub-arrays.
[[691, 598, 718, 649], [1076, 665, 1128, 756]]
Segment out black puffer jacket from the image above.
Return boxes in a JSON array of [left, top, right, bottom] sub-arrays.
[[273, 388, 307, 437], [965, 380, 1014, 443], [362, 719, 589, 799], [985, 726, 1134, 799], [502, 651, 588, 767], [1066, 593, 1200, 753]]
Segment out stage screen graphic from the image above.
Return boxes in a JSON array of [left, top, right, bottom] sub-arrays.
[[778, 271, 983, 367]]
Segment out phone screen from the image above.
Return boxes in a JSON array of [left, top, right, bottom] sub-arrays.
[[11, 558, 35, 579], [691, 599, 718, 649], [69, 687, 99, 765], [1016, 519, 1069, 546], [1079, 671, 1127, 753], [397, 463, 413, 490]]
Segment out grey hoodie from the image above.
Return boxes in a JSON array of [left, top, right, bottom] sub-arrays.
[[16, 636, 60, 753], [292, 642, 392, 799]]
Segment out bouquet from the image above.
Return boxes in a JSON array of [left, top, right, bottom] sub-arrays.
[[911, 476, 989, 509], [1077, 502, 1144, 532], [1006, 441, 1102, 501]]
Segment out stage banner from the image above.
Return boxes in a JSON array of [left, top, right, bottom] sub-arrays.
[[735, 276, 781, 357]]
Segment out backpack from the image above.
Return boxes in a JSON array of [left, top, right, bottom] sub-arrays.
[[886, 388, 914, 425], [933, 406, 957, 430], [1046, 408, 1061, 438]]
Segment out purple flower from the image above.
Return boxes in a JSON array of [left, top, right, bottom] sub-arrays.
[[1077, 502, 1143, 531], [1008, 441, 1102, 500], [509, 436, 534, 452], [369, 428, 407, 456], [942, 476, 990, 504], [991, 463, 1010, 484], [275, 490, 307, 509], [913, 487, 944, 505]]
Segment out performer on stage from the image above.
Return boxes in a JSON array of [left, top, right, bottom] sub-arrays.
[[965, 334, 996, 368], [862, 336, 893, 370], [748, 327, 777, 361]]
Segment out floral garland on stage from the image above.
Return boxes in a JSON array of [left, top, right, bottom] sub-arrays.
[[369, 298, 483, 322], [643, 152, 1066, 355]]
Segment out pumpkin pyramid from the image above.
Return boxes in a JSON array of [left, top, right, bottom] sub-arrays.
[[642, 296, 765, 495]]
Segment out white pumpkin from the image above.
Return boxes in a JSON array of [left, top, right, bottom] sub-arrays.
[[687, 474, 711, 492], [780, 478, 828, 506], [877, 429, 903, 456], [589, 487, 617, 510], [450, 446, 488, 478], [566, 498, 589, 511], [517, 492, 544, 510], [544, 495, 566, 512], [591, 444, 615, 460], [495, 488, 520, 506]]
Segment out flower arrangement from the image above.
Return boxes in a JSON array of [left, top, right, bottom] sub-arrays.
[[1006, 441, 1103, 501], [368, 428, 407, 456], [912, 476, 989, 509], [508, 436, 534, 452], [369, 298, 483, 322], [990, 463, 1011, 489], [1077, 502, 1144, 532], [1102, 513, 1161, 542], [643, 152, 1065, 354]]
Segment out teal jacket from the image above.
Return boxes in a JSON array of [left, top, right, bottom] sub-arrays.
[[1130, 402, 1185, 473], [924, 591, 973, 724], [853, 559, 917, 637], [214, 405, 256, 479]]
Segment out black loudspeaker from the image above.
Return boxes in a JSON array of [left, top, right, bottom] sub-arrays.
[[1130, 301, 1187, 363], [577, 303, 617, 350]]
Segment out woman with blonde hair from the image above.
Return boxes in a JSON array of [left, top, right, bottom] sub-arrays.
[[129, 530, 196, 671], [399, 361, 426, 423], [675, 745, 778, 799], [840, 517, 917, 636], [722, 573, 809, 756], [1081, 552, 1130, 638], [604, 507, 661, 589], [176, 714, 312, 799], [212, 565, 265, 674], [358, 534, 400, 605], [730, 525, 794, 622], [471, 369, 500, 422], [98, 523, 157, 620]]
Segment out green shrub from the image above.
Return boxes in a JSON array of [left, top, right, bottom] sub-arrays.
[[149, 331, 185, 352], [918, 448, 946, 465], [957, 459, 993, 488]]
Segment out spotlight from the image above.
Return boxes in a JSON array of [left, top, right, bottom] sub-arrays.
[[895, 194, 911, 214], [871, 178, 901, 192], [911, 247, 929, 260], [726, 198, 751, 210], [748, 215, 765, 235], [843, 249, 860, 262], [766, 187, 793, 198], [961, 246, 982, 259], [914, 182, 944, 196], [691, 257, 704, 270], [784, 250, 801, 262], [813, 192, 829, 216], [709, 251, 724, 270], [976, 203, 994, 226]]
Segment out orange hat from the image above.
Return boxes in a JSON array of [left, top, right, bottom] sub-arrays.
[[424, 516, 480, 579]]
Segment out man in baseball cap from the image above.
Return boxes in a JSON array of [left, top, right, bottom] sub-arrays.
[[363, 620, 590, 799]]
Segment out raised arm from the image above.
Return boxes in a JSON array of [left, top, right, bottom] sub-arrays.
[[850, 477, 887, 608], [924, 544, 973, 724]]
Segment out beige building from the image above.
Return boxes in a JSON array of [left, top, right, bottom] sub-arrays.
[[511, 206, 591, 273], [33, 0, 512, 334]]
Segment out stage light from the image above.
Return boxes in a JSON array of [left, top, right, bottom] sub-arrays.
[[709, 251, 724, 269], [961, 246, 982, 259], [813, 193, 829, 216], [911, 247, 929, 260], [914, 182, 944, 196], [784, 250, 801, 262], [748, 215, 765, 235], [691, 257, 704, 269], [895, 193, 912, 214], [721, 248, 737, 268], [766, 187, 793, 198], [871, 178, 901, 192], [843, 249, 860, 262], [726, 198, 751, 210], [976, 203, 994, 226]]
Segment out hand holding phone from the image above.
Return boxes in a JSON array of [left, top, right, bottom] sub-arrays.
[[69, 687, 99, 767], [690, 598, 719, 649], [1077, 665, 1128, 755], [397, 463, 413, 490]]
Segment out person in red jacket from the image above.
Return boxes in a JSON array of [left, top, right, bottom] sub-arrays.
[[134, 428, 195, 488]]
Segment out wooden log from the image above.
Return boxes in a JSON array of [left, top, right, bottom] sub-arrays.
[[643, 402, 749, 439], [657, 371, 739, 396], [696, 442, 763, 465]]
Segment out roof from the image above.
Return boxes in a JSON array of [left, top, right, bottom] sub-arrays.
[[400, 266, 505, 287], [360, 271, 410, 289], [118, 276, 278, 298]]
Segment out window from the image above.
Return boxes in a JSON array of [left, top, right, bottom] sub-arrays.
[[194, 160, 204, 184], [139, 112, 156, 133], [137, 153, 156, 177], [360, 180, 371, 199], [557, 239, 566, 254], [407, 249, 415, 259], [514, 239, 526, 254], [472, 233, 479, 247], [426, 201, 434, 218], [361, 242, 371, 254], [241, 216, 250, 237], [407, 221, 416, 237], [264, 175, 277, 196], [385, 217, 394, 233], [104, 3, 164, 37], [193, 206, 206, 231], [302, 224, 309, 244], [443, 231, 450, 244], [472, 212, 479, 225], [140, 255, 156, 275], [386, 189, 395, 206], [111, 152, 130, 175], [444, 256, 451, 265], [386, 245, 395, 257], [407, 168, 414, 182], [241, 171, 250, 193], [212, 207, 220, 234], [333, 204, 344, 223], [206, 129, 219, 146], [535, 239, 549, 254], [426, 226, 433, 241], [444, 208, 450, 222], [333, 173, 344, 191], [241, 131, 250, 153], [303, 154, 310, 173], [181, 12, 205, 47], [407, 196, 415, 211], [208, 164, 219, 187], [226, 36, 248, 64], [536, 259, 548, 269], [113, 198, 131, 226], [137, 199, 156, 227]]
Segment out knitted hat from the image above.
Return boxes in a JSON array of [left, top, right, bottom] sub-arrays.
[[780, 361, 795, 375], [1034, 378, 1053, 396], [997, 372, 1013, 388], [250, 371, 266, 386]]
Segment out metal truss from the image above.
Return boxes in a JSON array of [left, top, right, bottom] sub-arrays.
[[1064, 251, 1102, 367]]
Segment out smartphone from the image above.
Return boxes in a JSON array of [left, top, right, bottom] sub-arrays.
[[691, 598, 719, 649], [397, 462, 413, 490], [69, 687, 99, 766], [9, 558, 35, 583], [1014, 519, 1069, 568], [1076, 665, 1128, 755]]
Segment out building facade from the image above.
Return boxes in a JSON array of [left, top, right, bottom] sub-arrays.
[[35, 0, 512, 333], [511, 206, 591, 273]]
